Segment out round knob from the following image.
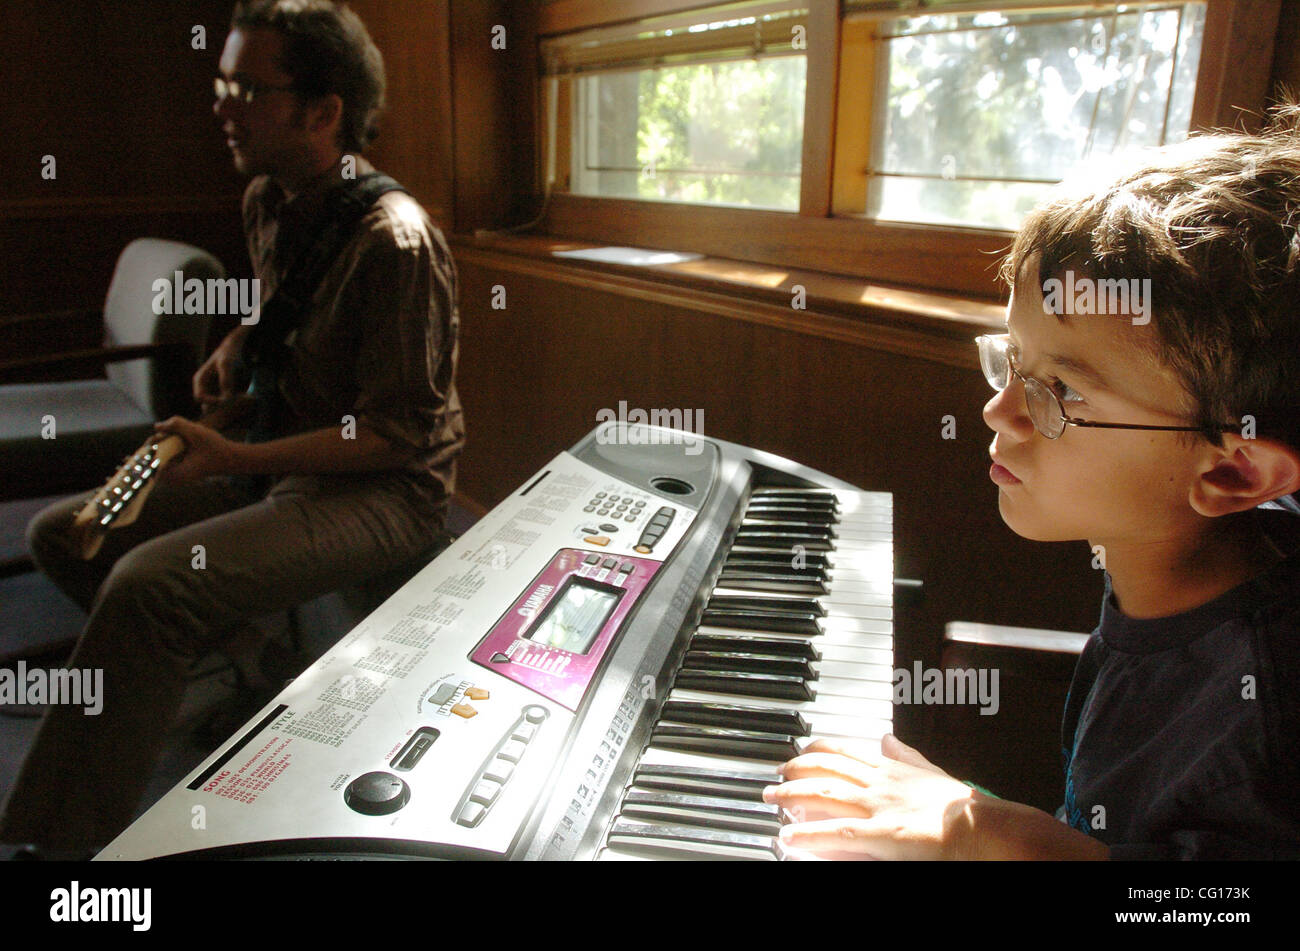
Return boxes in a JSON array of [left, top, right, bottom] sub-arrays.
[[343, 771, 410, 816], [523, 705, 548, 724]]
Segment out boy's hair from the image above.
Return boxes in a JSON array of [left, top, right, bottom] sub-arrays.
[[232, 0, 386, 152], [1000, 104, 1300, 449]]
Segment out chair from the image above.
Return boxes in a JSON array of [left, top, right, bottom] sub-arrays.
[[0, 238, 224, 506]]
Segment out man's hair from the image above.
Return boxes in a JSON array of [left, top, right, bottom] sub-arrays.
[[1001, 104, 1300, 449], [232, 0, 386, 152]]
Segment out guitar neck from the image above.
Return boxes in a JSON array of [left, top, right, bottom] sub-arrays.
[[69, 395, 257, 559]]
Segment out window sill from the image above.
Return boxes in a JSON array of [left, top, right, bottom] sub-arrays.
[[451, 230, 1006, 369]]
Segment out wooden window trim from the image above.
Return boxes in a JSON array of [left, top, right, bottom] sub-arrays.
[[533, 0, 1279, 300], [540, 1, 764, 37], [542, 193, 1011, 297]]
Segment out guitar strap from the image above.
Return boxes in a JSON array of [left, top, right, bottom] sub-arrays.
[[243, 171, 408, 443]]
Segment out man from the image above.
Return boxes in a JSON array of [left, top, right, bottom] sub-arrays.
[[0, 0, 464, 854]]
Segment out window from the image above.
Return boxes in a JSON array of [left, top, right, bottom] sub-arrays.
[[535, 0, 1274, 298], [845, 2, 1206, 230], [543, 3, 810, 210]]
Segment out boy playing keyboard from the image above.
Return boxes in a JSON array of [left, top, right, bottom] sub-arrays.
[[766, 107, 1300, 860]]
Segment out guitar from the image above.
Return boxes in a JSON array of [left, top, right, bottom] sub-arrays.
[[69, 395, 257, 560]]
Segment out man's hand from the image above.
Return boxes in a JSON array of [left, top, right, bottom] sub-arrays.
[[193, 326, 252, 407], [764, 734, 979, 860], [154, 417, 246, 484]]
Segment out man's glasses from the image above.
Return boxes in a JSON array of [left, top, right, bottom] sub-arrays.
[[214, 76, 297, 104], [976, 334, 1234, 440]]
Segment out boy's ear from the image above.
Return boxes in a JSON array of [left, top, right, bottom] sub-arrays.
[[1189, 435, 1300, 517]]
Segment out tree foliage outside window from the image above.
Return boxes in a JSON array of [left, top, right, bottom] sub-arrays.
[[872, 4, 1205, 230], [574, 54, 806, 210]]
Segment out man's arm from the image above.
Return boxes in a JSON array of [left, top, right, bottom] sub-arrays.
[[764, 735, 1110, 860], [155, 416, 414, 483]]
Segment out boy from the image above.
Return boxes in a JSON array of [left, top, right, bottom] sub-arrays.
[[764, 108, 1300, 859]]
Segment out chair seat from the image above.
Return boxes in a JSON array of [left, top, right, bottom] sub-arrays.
[[0, 380, 155, 501]]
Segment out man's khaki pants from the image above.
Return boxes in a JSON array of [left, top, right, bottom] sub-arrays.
[[0, 471, 446, 851]]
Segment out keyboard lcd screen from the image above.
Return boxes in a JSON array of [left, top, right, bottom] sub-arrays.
[[526, 579, 621, 655]]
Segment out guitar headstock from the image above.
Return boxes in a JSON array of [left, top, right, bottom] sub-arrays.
[[70, 434, 186, 560]]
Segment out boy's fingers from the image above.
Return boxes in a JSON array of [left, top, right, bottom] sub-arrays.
[[762, 777, 874, 820], [777, 818, 890, 859], [801, 737, 881, 763], [777, 751, 878, 786], [881, 733, 941, 772], [778, 817, 938, 861]]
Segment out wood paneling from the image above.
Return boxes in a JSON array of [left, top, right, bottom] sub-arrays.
[[1, 1, 246, 356], [1192, 0, 1282, 132], [350, 0, 455, 226], [448, 1, 540, 233]]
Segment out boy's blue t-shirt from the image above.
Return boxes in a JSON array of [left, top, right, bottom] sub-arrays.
[[1059, 502, 1300, 859]]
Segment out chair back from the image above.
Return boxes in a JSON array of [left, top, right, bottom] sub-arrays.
[[103, 238, 224, 418]]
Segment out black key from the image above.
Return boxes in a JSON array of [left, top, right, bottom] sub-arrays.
[[606, 818, 779, 860], [732, 532, 833, 551], [725, 550, 832, 571], [750, 486, 839, 499], [633, 763, 779, 801], [682, 650, 817, 682], [675, 668, 815, 701], [660, 699, 811, 736], [707, 593, 826, 616], [651, 723, 802, 760], [737, 523, 834, 540], [620, 790, 781, 833], [742, 515, 836, 530], [700, 608, 822, 636], [690, 632, 821, 661], [715, 571, 828, 595]]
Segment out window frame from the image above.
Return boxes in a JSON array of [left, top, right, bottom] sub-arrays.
[[535, 0, 1281, 300]]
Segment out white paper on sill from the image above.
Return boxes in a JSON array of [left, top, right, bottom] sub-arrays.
[[552, 246, 704, 267]]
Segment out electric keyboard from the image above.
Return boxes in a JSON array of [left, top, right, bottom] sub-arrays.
[[98, 423, 892, 860]]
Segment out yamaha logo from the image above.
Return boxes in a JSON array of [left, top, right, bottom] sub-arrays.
[[517, 584, 554, 617]]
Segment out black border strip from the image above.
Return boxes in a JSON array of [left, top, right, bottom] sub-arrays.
[[186, 704, 289, 791], [518, 469, 551, 497]]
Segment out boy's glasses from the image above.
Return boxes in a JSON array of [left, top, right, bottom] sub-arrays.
[[214, 76, 297, 104], [976, 334, 1229, 440]]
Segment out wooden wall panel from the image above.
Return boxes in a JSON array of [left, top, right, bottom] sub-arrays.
[[449, 1, 540, 232], [350, 0, 455, 227], [2, 1, 247, 357]]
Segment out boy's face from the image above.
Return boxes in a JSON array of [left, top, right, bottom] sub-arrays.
[[984, 270, 1208, 547]]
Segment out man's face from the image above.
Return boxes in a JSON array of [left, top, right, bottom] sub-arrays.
[[213, 28, 310, 178], [983, 271, 1208, 548]]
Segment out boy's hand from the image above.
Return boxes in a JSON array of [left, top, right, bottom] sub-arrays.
[[764, 734, 980, 860]]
